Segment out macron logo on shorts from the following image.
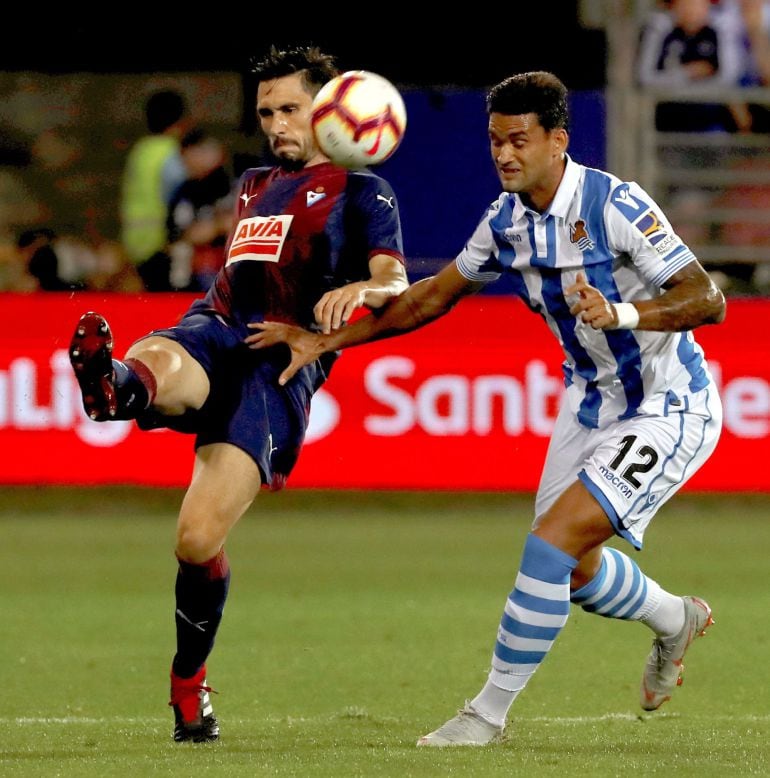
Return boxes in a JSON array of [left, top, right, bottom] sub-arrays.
[[226, 214, 294, 265]]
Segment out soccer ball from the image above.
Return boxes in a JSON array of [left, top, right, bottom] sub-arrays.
[[311, 71, 407, 168]]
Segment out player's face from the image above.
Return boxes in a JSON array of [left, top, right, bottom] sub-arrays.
[[257, 72, 326, 166], [489, 113, 568, 209]]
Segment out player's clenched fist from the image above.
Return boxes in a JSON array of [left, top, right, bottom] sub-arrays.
[[566, 271, 618, 330]]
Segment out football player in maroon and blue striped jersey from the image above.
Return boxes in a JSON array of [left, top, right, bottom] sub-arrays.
[[68, 45, 407, 742]]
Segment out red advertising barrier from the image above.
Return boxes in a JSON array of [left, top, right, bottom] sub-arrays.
[[1, 293, 768, 490]]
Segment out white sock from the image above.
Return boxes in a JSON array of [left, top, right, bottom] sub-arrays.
[[640, 592, 685, 638], [470, 680, 518, 727]]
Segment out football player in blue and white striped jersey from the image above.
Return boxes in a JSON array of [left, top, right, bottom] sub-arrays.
[[248, 71, 726, 746]]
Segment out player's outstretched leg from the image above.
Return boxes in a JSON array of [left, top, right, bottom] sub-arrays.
[[640, 595, 713, 711], [169, 665, 220, 742], [69, 311, 156, 421]]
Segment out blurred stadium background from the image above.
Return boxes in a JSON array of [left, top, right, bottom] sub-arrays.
[[1, 2, 769, 774]]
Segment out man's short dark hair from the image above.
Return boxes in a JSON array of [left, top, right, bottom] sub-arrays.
[[250, 45, 339, 95], [486, 72, 569, 132], [145, 90, 186, 134]]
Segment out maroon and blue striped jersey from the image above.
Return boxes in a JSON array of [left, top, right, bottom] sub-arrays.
[[201, 162, 404, 329]]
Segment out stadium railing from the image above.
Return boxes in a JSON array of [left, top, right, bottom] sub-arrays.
[[618, 86, 770, 291]]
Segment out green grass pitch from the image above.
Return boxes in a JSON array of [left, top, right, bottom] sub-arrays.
[[1, 487, 768, 776]]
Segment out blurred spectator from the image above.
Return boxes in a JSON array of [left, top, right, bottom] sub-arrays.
[[167, 129, 234, 292], [731, 0, 770, 130], [119, 89, 190, 291], [80, 239, 145, 293], [17, 228, 84, 291], [0, 229, 146, 293], [721, 0, 770, 84], [0, 234, 38, 292], [637, 0, 749, 131]]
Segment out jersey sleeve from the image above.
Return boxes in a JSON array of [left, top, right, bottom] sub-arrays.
[[455, 199, 504, 283], [606, 181, 698, 288], [350, 173, 404, 262]]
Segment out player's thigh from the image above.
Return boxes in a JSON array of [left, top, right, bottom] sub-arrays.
[[176, 442, 262, 561], [581, 388, 722, 548], [534, 400, 593, 523], [126, 335, 210, 413], [533, 479, 617, 559]]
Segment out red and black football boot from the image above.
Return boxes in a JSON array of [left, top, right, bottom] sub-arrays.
[[170, 666, 219, 743], [68, 311, 117, 421]]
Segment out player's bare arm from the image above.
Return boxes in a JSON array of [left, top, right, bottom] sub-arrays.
[[313, 253, 408, 334], [246, 262, 483, 384], [567, 261, 726, 332]]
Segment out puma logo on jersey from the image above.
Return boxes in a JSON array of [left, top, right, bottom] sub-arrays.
[[569, 219, 595, 251], [377, 194, 395, 209], [240, 192, 257, 207]]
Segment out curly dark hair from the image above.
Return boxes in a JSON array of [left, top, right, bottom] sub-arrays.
[[250, 45, 339, 96], [486, 71, 569, 132]]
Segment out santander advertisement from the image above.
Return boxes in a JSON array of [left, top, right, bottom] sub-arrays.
[[1, 293, 767, 491]]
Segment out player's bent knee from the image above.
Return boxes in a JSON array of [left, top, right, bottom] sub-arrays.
[[176, 524, 226, 564]]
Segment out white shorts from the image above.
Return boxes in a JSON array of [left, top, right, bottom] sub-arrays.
[[534, 384, 723, 549]]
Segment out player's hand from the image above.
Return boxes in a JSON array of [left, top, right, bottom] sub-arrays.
[[566, 272, 618, 330], [314, 283, 368, 334], [245, 321, 324, 385]]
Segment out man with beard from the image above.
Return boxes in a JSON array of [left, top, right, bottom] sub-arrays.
[[68, 44, 408, 742]]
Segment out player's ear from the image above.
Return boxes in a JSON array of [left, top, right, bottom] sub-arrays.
[[552, 128, 569, 157]]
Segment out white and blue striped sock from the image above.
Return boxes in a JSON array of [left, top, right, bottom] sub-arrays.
[[571, 547, 683, 637], [471, 534, 577, 726]]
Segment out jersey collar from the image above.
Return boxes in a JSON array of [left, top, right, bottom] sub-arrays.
[[511, 153, 580, 221], [545, 154, 581, 220]]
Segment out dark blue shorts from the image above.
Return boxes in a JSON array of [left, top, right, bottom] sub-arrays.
[[137, 304, 326, 489]]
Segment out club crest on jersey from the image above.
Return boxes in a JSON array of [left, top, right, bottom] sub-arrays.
[[306, 188, 327, 207], [226, 215, 293, 265], [569, 219, 595, 251]]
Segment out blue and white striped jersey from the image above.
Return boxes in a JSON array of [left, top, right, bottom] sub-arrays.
[[456, 155, 713, 430]]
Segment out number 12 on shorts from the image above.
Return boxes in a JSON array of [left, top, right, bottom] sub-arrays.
[[608, 435, 659, 489]]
